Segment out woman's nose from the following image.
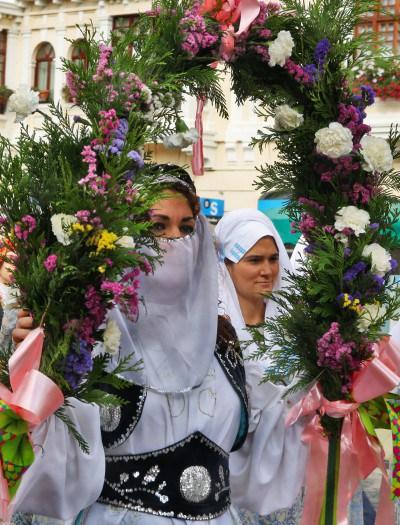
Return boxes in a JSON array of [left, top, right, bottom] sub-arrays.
[[260, 262, 272, 276]]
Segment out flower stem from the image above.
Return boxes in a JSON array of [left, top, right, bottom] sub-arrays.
[[320, 416, 343, 525]]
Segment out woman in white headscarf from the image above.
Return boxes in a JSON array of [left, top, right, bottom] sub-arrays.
[[11, 166, 250, 525], [215, 209, 307, 525]]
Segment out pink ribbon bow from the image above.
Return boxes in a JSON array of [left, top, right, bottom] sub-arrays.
[[0, 327, 64, 425], [201, 0, 261, 59], [287, 336, 400, 525], [0, 327, 64, 523]]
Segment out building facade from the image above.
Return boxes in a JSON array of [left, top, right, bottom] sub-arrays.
[[0, 0, 399, 214]]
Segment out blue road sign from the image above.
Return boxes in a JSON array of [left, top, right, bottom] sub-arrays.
[[200, 197, 224, 217]]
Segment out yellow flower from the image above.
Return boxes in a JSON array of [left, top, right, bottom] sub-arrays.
[[98, 265, 106, 273], [88, 229, 118, 254], [71, 223, 93, 233]]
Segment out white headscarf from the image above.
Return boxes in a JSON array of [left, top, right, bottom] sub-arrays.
[[290, 235, 307, 274], [110, 215, 218, 393], [215, 209, 292, 364]]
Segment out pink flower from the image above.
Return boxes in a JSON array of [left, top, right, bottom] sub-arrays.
[[15, 215, 37, 240], [43, 254, 58, 272]]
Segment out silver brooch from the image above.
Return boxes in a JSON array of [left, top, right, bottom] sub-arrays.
[[179, 466, 211, 503], [100, 405, 122, 432]]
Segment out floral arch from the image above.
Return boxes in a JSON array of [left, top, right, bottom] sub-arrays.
[[1, 0, 400, 523]]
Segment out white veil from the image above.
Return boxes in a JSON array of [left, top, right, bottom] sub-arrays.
[[111, 215, 218, 393], [215, 208, 292, 364]]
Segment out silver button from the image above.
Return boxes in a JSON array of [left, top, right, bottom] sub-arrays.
[[100, 406, 122, 432], [179, 466, 211, 503]]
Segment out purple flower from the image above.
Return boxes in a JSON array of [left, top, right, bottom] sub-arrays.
[[390, 258, 398, 271], [343, 261, 367, 282], [64, 339, 93, 390], [114, 118, 128, 140], [127, 150, 144, 168], [369, 222, 379, 230], [43, 254, 58, 272], [344, 247, 352, 257], [361, 85, 375, 107], [304, 244, 315, 254], [303, 63, 318, 82], [314, 38, 331, 69], [373, 274, 385, 289]]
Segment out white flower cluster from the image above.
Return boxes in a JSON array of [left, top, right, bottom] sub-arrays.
[[50, 214, 77, 246], [357, 302, 387, 333], [274, 104, 304, 131], [8, 86, 39, 123], [334, 206, 370, 237], [116, 236, 136, 249], [360, 135, 393, 173], [362, 243, 392, 276], [268, 30, 294, 67], [103, 318, 121, 354], [315, 122, 353, 159], [163, 128, 199, 149]]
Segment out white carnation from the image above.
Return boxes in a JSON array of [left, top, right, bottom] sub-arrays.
[[163, 128, 199, 149], [362, 243, 392, 276], [50, 213, 77, 246], [360, 135, 393, 173], [315, 122, 353, 158], [357, 302, 387, 333], [334, 206, 370, 237], [103, 319, 121, 354], [8, 85, 39, 123], [116, 235, 136, 249], [268, 30, 294, 67], [334, 232, 349, 246], [274, 104, 304, 131]]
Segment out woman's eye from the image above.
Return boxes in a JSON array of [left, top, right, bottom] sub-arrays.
[[152, 222, 166, 232], [270, 255, 279, 262], [180, 225, 194, 234]]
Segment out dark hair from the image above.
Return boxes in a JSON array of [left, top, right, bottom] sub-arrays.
[[151, 164, 200, 217]]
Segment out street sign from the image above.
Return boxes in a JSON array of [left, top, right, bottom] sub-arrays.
[[200, 197, 224, 218]]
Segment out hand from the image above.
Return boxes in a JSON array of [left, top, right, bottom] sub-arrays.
[[12, 310, 34, 346]]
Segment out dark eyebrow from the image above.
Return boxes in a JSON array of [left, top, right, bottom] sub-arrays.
[[151, 214, 170, 220], [151, 215, 194, 222]]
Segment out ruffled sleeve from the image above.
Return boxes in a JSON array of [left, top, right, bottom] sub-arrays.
[[13, 399, 105, 520], [230, 361, 308, 515]]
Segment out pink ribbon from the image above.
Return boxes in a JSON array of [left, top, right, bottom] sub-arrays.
[[0, 327, 64, 426], [287, 336, 400, 525], [202, 0, 261, 60], [192, 96, 206, 176], [0, 327, 64, 522]]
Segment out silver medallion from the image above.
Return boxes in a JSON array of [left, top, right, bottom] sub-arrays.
[[100, 405, 122, 432], [179, 465, 211, 503]]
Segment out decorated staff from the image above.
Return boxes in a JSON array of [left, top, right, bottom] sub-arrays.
[[144, 0, 400, 523]]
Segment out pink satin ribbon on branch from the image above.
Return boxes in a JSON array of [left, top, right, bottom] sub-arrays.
[[0, 327, 64, 523], [287, 337, 400, 525], [0, 327, 64, 425], [193, 1, 261, 174], [202, 0, 261, 59], [192, 97, 206, 176]]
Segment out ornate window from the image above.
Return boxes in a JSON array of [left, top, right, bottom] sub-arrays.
[[0, 30, 7, 86], [34, 42, 55, 101], [356, 0, 400, 53], [113, 14, 139, 34], [71, 40, 88, 70]]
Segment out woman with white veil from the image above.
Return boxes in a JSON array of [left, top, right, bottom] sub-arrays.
[[215, 209, 307, 525]]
